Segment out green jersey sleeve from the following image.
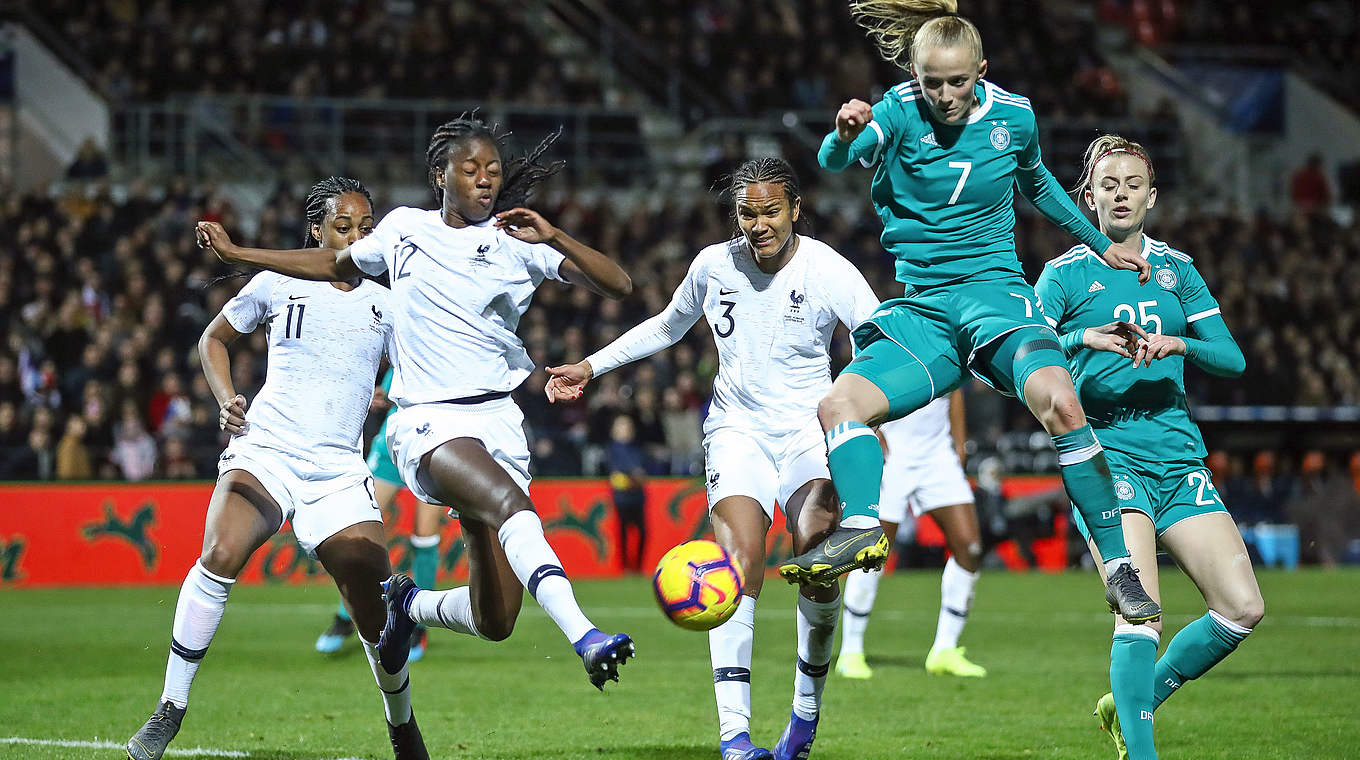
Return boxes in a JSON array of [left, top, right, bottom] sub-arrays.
[[1012, 112, 1111, 255], [1176, 261, 1244, 376], [818, 96, 901, 172], [1034, 264, 1082, 356]]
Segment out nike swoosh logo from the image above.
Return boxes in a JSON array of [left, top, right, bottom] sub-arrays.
[[288, 295, 308, 300], [825, 528, 878, 557], [719, 288, 738, 295]]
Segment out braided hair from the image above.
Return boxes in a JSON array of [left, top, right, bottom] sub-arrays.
[[424, 112, 565, 212], [302, 176, 374, 247]]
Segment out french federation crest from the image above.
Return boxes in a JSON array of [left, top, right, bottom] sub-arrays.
[[1114, 479, 1136, 501], [989, 126, 1011, 150], [1155, 267, 1178, 289]]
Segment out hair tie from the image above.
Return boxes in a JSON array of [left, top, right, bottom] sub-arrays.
[[1090, 147, 1152, 181]]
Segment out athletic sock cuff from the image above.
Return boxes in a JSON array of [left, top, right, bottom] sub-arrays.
[[1207, 609, 1253, 639], [409, 534, 441, 549], [1114, 623, 1161, 644], [194, 560, 236, 587], [825, 421, 876, 454], [1053, 425, 1102, 466], [797, 594, 841, 624]]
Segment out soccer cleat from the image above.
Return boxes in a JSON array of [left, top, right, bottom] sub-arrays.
[[772, 711, 818, 760], [720, 731, 773, 760], [407, 625, 428, 664], [314, 613, 355, 654], [573, 628, 636, 690], [1104, 563, 1162, 624], [387, 711, 430, 760], [377, 574, 418, 674], [1094, 692, 1130, 760], [834, 651, 873, 679], [778, 526, 889, 587], [924, 645, 987, 677], [126, 700, 186, 760]]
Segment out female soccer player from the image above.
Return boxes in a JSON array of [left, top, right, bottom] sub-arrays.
[[782, 0, 1161, 626], [128, 178, 429, 760], [315, 366, 445, 664], [546, 158, 879, 760], [1035, 135, 1264, 760], [836, 390, 988, 680], [195, 115, 636, 693]]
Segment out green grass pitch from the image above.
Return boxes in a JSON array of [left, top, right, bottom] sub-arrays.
[[2, 568, 1357, 759]]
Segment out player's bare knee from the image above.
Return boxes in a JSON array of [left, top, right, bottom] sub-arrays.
[[1221, 592, 1265, 630], [477, 605, 518, 642], [484, 489, 534, 528], [1034, 389, 1085, 434], [817, 392, 860, 431], [200, 542, 245, 579]]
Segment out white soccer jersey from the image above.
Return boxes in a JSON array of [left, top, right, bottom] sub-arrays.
[[880, 396, 955, 465], [348, 207, 566, 405], [221, 272, 393, 468], [587, 235, 880, 437]]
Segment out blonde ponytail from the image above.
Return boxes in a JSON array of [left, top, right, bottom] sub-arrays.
[[850, 0, 983, 69]]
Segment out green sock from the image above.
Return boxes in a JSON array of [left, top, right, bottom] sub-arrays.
[[1153, 611, 1250, 708], [1054, 426, 1129, 563], [1111, 629, 1159, 760], [335, 599, 351, 622], [825, 422, 883, 524], [411, 535, 440, 590]]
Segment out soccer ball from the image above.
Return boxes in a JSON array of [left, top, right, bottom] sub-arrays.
[[652, 540, 745, 631]]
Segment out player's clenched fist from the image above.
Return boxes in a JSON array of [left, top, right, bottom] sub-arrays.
[[835, 99, 875, 143]]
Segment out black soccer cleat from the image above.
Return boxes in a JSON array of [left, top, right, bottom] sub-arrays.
[[1105, 563, 1162, 624], [387, 711, 430, 760], [126, 700, 186, 760], [378, 574, 418, 674], [778, 525, 890, 587]]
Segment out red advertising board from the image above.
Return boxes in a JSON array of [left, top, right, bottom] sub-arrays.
[[0, 476, 1064, 587]]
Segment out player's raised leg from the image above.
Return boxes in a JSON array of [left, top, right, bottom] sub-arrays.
[[405, 501, 445, 661], [709, 496, 773, 760], [1154, 513, 1263, 709], [1088, 510, 1162, 760], [318, 478, 400, 654], [774, 479, 840, 760], [1016, 357, 1159, 623], [128, 472, 281, 760], [316, 519, 428, 760]]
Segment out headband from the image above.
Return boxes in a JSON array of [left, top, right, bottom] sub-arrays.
[[1091, 147, 1153, 181]]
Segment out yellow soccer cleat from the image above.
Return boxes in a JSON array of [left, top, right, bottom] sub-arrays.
[[835, 652, 873, 680], [1094, 692, 1130, 760], [924, 646, 987, 677]]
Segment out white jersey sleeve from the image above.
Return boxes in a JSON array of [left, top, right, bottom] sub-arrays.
[[221, 272, 279, 333], [817, 253, 880, 331], [584, 252, 705, 376], [348, 207, 412, 276], [513, 237, 567, 284]]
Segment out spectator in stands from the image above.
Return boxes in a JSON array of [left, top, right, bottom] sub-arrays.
[[1226, 451, 1292, 526], [66, 139, 109, 180], [1290, 154, 1332, 215], [55, 414, 92, 480], [607, 414, 648, 575], [1286, 451, 1359, 568], [3, 427, 54, 480], [111, 399, 156, 481]]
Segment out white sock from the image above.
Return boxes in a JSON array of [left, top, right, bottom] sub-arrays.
[[498, 510, 594, 644], [793, 593, 840, 721], [160, 561, 234, 709], [932, 557, 979, 651], [839, 567, 881, 657], [407, 586, 482, 638], [360, 636, 413, 725], [710, 594, 756, 742], [1103, 558, 1130, 577]]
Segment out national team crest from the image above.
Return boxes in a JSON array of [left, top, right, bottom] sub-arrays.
[[1155, 268, 1177, 289], [785, 289, 806, 324], [989, 126, 1011, 150], [1114, 479, 1136, 501]]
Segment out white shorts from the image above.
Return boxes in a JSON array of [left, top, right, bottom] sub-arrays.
[[387, 395, 531, 508], [217, 440, 380, 557], [878, 448, 974, 525], [703, 420, 829, 521]]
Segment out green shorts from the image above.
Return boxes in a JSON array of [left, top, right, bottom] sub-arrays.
[[366, 419, 403, 487], [1070, 455, 1229, 541], [842, 276, 1065, 420]]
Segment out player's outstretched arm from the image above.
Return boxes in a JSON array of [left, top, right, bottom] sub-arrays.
[[198, 313, 249, 436], [545, 361, 593, 404], [496, 207, 632, 299], [818, 98, 879, 172], [196, 222, 363, 282], [1058, 320, 1148, 360]]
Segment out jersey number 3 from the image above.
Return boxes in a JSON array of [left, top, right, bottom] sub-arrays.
[[714, 300, 736, 338]]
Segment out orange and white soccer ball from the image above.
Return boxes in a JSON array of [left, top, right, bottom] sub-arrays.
[[652, 540, 745, 631]]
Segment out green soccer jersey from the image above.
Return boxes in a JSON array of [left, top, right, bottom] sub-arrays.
[[1034, 235, 1227, 463], [819, 79, 1111, 290]]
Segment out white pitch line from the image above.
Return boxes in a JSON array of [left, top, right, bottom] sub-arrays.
[[0, 737, 362, 759]]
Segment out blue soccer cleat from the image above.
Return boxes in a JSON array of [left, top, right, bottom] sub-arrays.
[[773, 710, 818, 760], [720, 731, 773, 760], [377, 574, 418, 674], [573, 628, 636, 690], [314, 613, 355, 654]]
